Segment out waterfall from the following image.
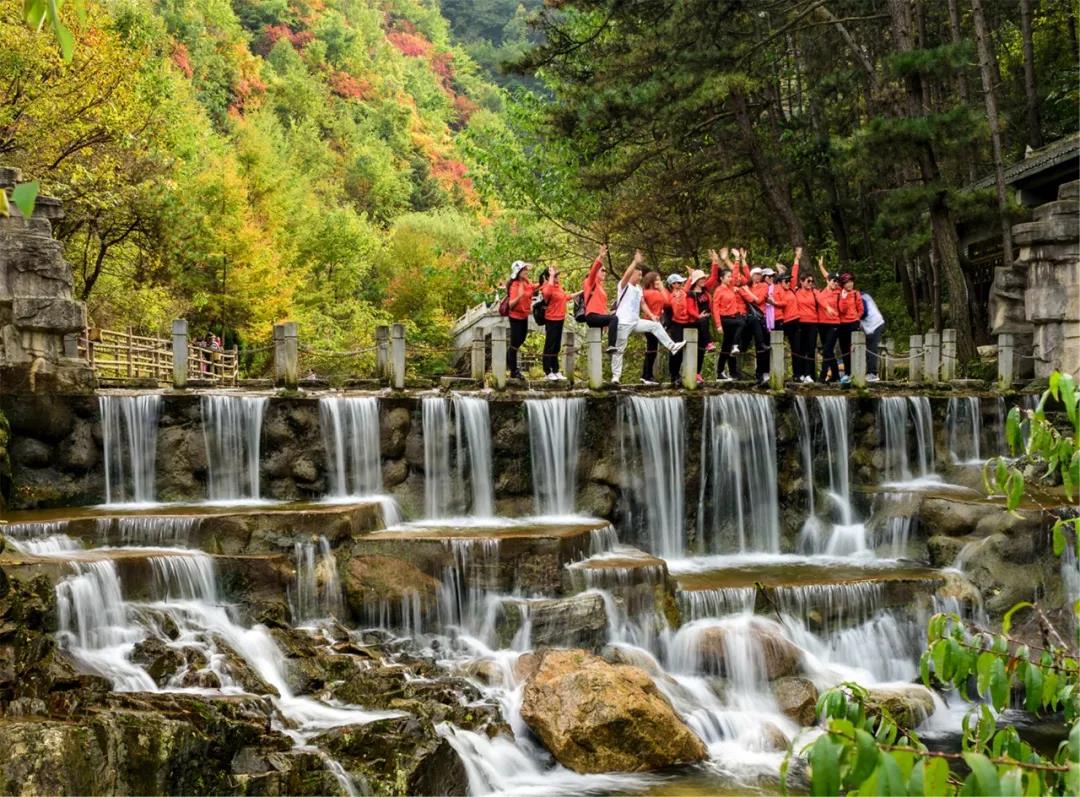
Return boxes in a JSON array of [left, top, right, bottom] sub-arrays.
[[422, 396, 495, 518], [908, 397, 935, 476], [620, 396, 685, 559], [290, 537, 345, 623], [946, 397, 983, 463], [319, 397, 382, 498], [526, 398, 585, 516], [879, 397, 912, 482], [698, 395, 780, 554], [201, 395, 267, 501], [116, 516, 197, 547], [100, 395, 161, 504], [817, 396, 853, 525], [795, 396, 815, 516]]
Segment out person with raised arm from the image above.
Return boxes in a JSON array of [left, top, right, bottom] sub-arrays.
[[710, 252, 753, 381], [836, 272, 865, 384], [640, 271, 669, 385], [665, 273, 697, 384], [609, 250, 686, 385], [580, 244, 619, 349], [815, 258, 843, 382]]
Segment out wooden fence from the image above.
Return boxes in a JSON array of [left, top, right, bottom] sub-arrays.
[[79, 327, 238, 385]]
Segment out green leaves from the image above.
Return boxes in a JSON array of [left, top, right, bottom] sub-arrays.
[[962, 753, 1000, 795], [23, 0, 76, 62], [809, 734, 843, 796], [1001, 602, 1034, 634], [10, 181, 39, 220]]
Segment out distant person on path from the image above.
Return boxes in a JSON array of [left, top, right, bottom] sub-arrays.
[[537, 266, 576, 380], [860, 290, 886, 382], [610, 251, 685, 385], [580, 245, 619, 349], [640, 271, 670, 385], [505, 260, 535, 379]]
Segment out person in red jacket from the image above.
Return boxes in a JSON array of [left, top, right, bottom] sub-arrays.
[[781, 248, 803, 377], [711, 267, 754, 380], [537, 266, 577, 380], [791, 265, 825, 382], [666, 273, 697, 384], [505, 260, 535, 379], [836, 272, 865, 384], [816, 261, 844, 382], [641, 272, 669, 384], [580, 244, 619, 350]]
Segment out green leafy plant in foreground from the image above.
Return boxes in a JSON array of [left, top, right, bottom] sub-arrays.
[[796, 373, 1080, 795]]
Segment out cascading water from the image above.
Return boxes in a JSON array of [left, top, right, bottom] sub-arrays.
[[525, 398, 584, 516], [946, 396, 983, 464], [320, 396, 382, 497], [908, 396, 935, 477], [290, 537, 345, 623], [879, 397, 912, 482], [422, 396, 495, 518], [201, 395, 267, 501], [619, 396, 685, 558], [100, 394, 162, 504], [698, 394, 780, 554], [795, 396, 815, 517], [116, 516, 197, 546]]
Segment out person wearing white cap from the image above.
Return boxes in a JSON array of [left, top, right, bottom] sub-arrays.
[[505, 260, 535, 379], [609, 250, 686, 384]]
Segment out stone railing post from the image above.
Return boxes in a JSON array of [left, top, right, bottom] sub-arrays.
[[375, 325, 390, 380], [909, 335, 923, 383], [390, 323, 406, 389], [851, 331, 867, 387], [282, 321, 299, 390], [563, 329, 576, 382], [923, 331, 941, 383], [586, 327, 603, 389], [941, 328, 957, 381], [769, 330, 785, 390], [272, 324, 284, 384], [882, 338, 894, 381], [470, 327, 486, 382], [172, 319, 188, 389], [998, 333, 1015, 390], [682, 327, 699, 389]]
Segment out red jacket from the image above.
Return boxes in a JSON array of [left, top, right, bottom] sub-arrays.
[[711, 284, 746, 318], [670, 287, 699, 324], [642, 287, 669, 319], [583, 257, 608, 316], [508, 279, 535, 320], [817, 286, 842, 325], [838, 289, 864, 324], [792, 287, 820, 324], [541, 282, 568, 321], [749, 281, 768, 310]]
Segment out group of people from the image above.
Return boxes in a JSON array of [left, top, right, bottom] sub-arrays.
[[501, 245, 885, 386]]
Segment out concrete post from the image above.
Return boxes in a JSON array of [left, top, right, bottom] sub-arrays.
[[586, 327, 603, 389], [851, 331, 867, 388], [390, 323, 406, 390], [882, 338, 894, 381], [282, 321, 299, 390], [682, 328, 699, 390], [909, 335, 923, 383], [375, 325, 390, 380], [941, 328, 957, 381], [998, 333, 1015, 390], [923, 331, 941, 383], [172, 319, 188, 389], [563, 329, 576, 382], [470, 327, 485, 382], [272, 324, 284, 385], [769, 330, 785, 390]]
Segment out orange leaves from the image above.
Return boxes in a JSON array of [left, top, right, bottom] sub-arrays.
[[387, 30, 432, 57], [171, 42, 194, 78], [329, 71, 373, 100]]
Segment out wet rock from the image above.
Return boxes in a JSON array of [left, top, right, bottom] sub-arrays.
[[290, 456, 318, 483], [381, 407, 411, 459], [382, 457, 408, 488], [131, 638, 186, 686], [341, 555, 440, 625], [579, 482, 617, 518], [496, 592, 609, 650], [58, 420, 97, 471], [3, 396, 74, 442], [519, 648, 707, 774], [314, 714, 468, 796], [10, 436, 50, 468], [772, 676, 819, 726], [691, 622, 803, 680], [758, 721, 790, 752], [455, 657, 505, 687], [865, 684, 936, 728]]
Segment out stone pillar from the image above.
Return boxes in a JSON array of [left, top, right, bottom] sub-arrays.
[[998, 333, 1015, 389], [563, 329, 576, 382], [941, 329, 957, 381], [390, 323, 406, 390], [491, 324, 507, 389], [272, 324, 284, 384], [851, 331, 867, 387], [923, 331, 941, 383], [882, 338, 894, 381], [470, 327, 485, 382], [682, 328, 698, 389], [909, 335, 923, 383], [586, 327, 603, 389], [375, 325, 389, 380], [282, 321, 299, 390], [769, 330, 785, 390], [172, 319, 188, 389], [1017, 179, 1080, 380]]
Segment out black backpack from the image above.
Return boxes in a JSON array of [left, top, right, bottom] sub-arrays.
[[532, 292, 547, 324]]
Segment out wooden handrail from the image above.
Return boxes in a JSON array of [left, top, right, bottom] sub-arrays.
[[78, 326, 237, 385]]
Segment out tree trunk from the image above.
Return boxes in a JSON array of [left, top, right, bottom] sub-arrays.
[[1019, 0, 1043, 149], [971, 0, 1014, 269], [730, 88, 807, 249], [945, 0, 977, 183]]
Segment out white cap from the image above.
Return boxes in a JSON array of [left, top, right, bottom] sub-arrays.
[[750, 267, 763, 276], [510, 260, 530, 279], [666, 274, 687, 286], [761, 268, 776, 276]]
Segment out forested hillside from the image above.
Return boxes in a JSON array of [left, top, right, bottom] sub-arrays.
[[0, 0, 553, 365]]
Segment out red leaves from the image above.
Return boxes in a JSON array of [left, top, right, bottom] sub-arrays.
[[171, 42, 194, 78], [387, 31, 432, 57]]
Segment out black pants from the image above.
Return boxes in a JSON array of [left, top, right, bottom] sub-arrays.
[[819, 324, 841, 382], [643, 333, 659, 381], [507, 317, 528, 377], [742, 315, 769, 380], [795, 321, 817, 379], [584, 312, 618, 347], [668, 324, 690, 383], [717, 315, 744, 378], [784, 319, 800, 378], [543, 319, 563, 374], [837, 321, 856, 378]]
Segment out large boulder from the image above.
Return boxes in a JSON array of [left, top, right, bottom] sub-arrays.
[[519, 649, 707, 774], [865, 684, 936, 728], [686, 620, 803, 680], [494, 592, 609, 650], [341, 555, 441, 628], [772, 676, 819, 726]]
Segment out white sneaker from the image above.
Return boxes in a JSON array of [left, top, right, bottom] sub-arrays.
[[731, 345, 740, 355], [611, 378, 620, 385], [545, 372, 558, 381], [641, 378, 659, 386], [717, 374, 733, 382], [866, 374, 880, 382], [670, 341, 687, 355], [802, 375, 814, 383]]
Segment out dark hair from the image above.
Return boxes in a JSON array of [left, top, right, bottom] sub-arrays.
[[642, 271, 660, 290], [538, 267, 552, 285], [720, 269, 733, 279]]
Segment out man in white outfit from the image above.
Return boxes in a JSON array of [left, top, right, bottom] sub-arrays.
[[610, 250, 686, 384]]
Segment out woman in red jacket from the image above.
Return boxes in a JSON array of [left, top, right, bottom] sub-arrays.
[[836, 272, 865, 384], [641, 272, 669, 385], [505, 260, 535, 379], [666, 273, 697, 384], [711, 267, 755, 380], [538, 266, 576, 380], [791, 268, 823, 382], [817, 264, 844, 383], [581, 244, 618, 350]]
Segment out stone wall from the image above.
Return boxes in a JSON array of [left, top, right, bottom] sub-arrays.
[[0, 168, 94, 394]]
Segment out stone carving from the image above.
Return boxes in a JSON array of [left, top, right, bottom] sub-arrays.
[[0, 167, 94, 393]]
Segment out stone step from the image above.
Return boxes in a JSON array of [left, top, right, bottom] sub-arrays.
[[1032, 199, 1079, 222], [1059, 180, 1079, 200]]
